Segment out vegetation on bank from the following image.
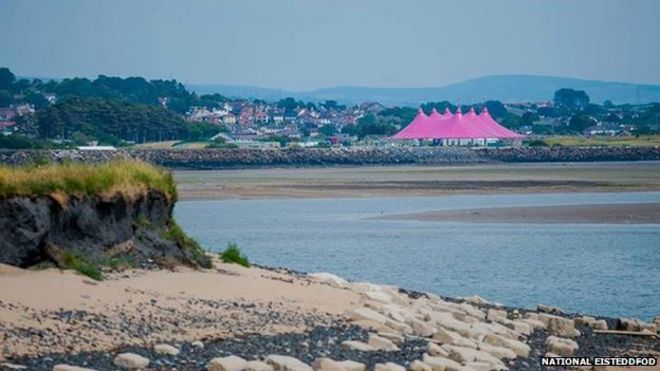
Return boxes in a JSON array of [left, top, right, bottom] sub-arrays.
[[0, 159, 177, 200], [220, 243, 250, 267], [162, 220, 212, 268], [59, 250, 104, 281]]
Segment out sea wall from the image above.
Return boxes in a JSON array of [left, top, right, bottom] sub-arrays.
[[1, 146, 659, 169]]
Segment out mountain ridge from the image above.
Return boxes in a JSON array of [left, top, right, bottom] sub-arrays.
[[187, 74, 660, 106]]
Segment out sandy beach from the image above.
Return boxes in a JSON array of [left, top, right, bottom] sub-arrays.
[[174, 162, 660, 200]]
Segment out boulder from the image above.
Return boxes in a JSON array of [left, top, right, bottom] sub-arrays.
[[377, 331, 404, 345], [422, 354, 463, 371], [477, 342, 517, 359], [312, 358, 365, 371], [408, 318, 438, 337], [345, 307, 389, 324], [617, 317, 656, 333], [538, 313, 580, 337], [486, 309, 507, 321], [246, 361, 274, 371], [444, 345, 506, 370], [538, 304, 564, 315], [192, 340, 205, 349], [409, 360, 432, 371], [464, 362, 491, 371], [309, 272, 348, 288], [482, 333, 531, 358], [341, 340, 374, 352], [464, 295, 491, 306], [53, 365, 98, 371], [427, 341, 450, 357], [545, 336, 578, 357], [364, 291, 392, 304], [374, 363, 405, 371], [113, 353, 150, 369], [367, 333, 399, 351], [433, 328, 477, 349], [574, 316, 608, 330], [266, 355, 313, 371], [208, 356, 249, 371], [153, 343, 180, 356]]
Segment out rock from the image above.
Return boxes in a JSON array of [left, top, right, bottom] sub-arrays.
[[312, 358, 365, 371], [192, 340, 205, 349], [427, 341, 450, 357], [538, 313, 580, 337], [266, 355, 313, 371], [482, 333, 531, 358], [409, 360, 432, 371], [53, 366, 98, 371], [477, 342, 517, 359], [0, 364, 27, 370], [574, 316, 608, 330], [367, 333, 399, 351], [617, 317, 656, 333], [208, 356, 249, 371], [345, 307, 389, 324], [113, 353, 150, 369], [464, 295, 490, 306], [433, 328, 477, 349], [377, 331, 404, 345], [308, 272, 348, 288], [408, 318, 438, 337], [464, 362, 491, 371], [153, 343, 180, 356], [538, 304, 564, 315], [444, 345, 506, 370], [422, 354, 463, 371], [374, 363, 405, 371], [341, 340, 374, 352], [520, 318, 546, 330], [654, 316, 660, 332], [486, 309, 507, 321], [246, 361, 274, 371], [364, 291, 392, 303], [545, 336, 579, 357]]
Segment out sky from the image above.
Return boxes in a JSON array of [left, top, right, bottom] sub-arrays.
[[1, 0, 659, 91]]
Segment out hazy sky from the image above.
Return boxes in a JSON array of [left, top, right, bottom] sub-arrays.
[[1, 0, 659, 91]]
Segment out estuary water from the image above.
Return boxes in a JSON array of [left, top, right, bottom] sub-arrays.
[[175, 192, 660, 320]]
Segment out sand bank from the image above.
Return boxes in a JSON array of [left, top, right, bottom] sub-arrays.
[[174, 162, 660, 200], [378, 203, 660, 224]]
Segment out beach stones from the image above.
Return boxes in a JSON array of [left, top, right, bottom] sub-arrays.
[[374, 362, 405, 371], [538, 313, 580, 337], [464, 295, 491, 306], [312, 358, 365, 371], [545, 336, 579, 356], [345, 307, 389, 324], [407, 318, 437, 337], [409, 360, 432, 371], [538, 304, 565, 315], [53, 365, 98, 371], [444, 345, 506, 370], [153, 343, 180, 356], [246, 361, 274, 371], [208, 355, 248, 371], [617, 317, 656, 333], [266, 355, 313, 371], [427, 341, 449, 357], [574, 316, 608, 330], [113, 353, 150, 369]]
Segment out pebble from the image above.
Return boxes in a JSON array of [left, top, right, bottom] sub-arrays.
[[153, 343, 180, 356], [208, 355, 248, 371], [52, 365, 98, 371], [113, 353, 150, 369], [266, 355, 313, 371]]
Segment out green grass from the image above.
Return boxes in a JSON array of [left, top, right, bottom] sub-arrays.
[[0, 159, 177, 200], [162, 220, 212, 268], [543, 135, 660, 147], [59, 250, 104, 281], [102, 256, 137, 271], [220, 243, 250, 267]]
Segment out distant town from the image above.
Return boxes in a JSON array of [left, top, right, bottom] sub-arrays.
[[0, 67, 659, 150]]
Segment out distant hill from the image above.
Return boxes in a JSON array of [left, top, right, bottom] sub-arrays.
[[188, 75, 660, 106]]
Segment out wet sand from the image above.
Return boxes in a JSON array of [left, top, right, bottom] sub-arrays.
[[378, 202, 660, 224], [174, 162, 660, 200]]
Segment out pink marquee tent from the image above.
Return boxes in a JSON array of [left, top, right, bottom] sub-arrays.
[[391, 106, 524, 140]]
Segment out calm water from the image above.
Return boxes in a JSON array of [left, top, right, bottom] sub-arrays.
[[175, 192, 660, 320]]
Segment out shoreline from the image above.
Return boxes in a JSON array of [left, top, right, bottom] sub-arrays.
[[1, 262, 659, 370]]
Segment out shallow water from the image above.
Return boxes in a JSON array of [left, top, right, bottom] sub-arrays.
[[175, 192, 660, 320]]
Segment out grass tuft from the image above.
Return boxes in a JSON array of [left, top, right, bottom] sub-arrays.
[[220, 243, 250, 267], [162, 220, 212, 268], [59, 250, 104, 281], [0, 159, 177, 200]]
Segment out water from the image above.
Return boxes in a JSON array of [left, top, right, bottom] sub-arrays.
[[175, 192, 660, 320]]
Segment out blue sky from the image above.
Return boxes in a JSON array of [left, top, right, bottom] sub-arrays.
[[1, 0, 659, 90]]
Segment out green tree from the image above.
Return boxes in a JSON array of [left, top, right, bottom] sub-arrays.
[[0, 68, 16, 90], [319, 124, 336, 137], [0, 90, 13, 107], [554, 88, 590, 111], [568, 114, 594, 132]]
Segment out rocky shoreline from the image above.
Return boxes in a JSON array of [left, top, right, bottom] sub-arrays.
[[2, 146, 660, 169], [2, 267, 658, 371]]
